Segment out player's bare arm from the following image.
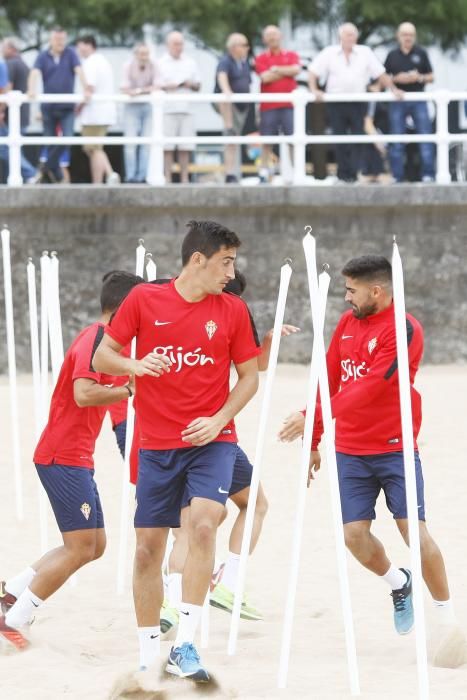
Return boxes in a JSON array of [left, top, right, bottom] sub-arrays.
[[93, 333, 171, 378], [307, 450, 321, 487], [181, 357, 259, 446], [278, 410, 305, 442], [73, 377, 135, 408]]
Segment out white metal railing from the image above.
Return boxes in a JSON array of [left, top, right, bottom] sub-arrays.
[[1, 89, 466, 185]]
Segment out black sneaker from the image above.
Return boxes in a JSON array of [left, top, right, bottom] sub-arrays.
[[225, 174, 238, 184]]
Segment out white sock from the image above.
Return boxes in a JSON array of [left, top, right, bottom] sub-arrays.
[[137, 626, 161, 669], [433, 598, 457, 625], [5, 587, 43, 628], [220, 552, 241, 593], [381, 565, 407, 590], [168, 573, 182, 607], [174, 602, 202, 648], [5, 567, 36, 599]]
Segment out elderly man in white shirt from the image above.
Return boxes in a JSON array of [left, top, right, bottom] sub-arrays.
[[76, 35, 119, 184], [309, 23, 400, 183], [157, 31, 201, 184]]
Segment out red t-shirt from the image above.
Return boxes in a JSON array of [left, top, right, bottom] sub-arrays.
[[312, 305, 424, 454], [107, 345, 131, 427], [255, 50, 300, 110], [34, 322, 123, 468], [105, 280, 261, 450]]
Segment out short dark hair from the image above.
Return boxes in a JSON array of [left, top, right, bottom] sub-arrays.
[[342, 255, 392, 286], [77, 34, 97, 49], [181, 220, 241, 266], [100, 270, 144, 312], [224, 269, 247, 296]]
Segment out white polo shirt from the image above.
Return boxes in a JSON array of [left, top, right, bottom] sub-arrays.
[[157, 53, 201, 114], [80, 52, 117, 125], [309, 44, 385, 93]]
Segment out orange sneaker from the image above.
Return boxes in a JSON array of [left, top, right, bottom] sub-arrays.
[[0, 615, 29, 650], [0, 581, 17, 615]]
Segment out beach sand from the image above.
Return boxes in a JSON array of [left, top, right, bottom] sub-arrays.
[[0, 363, 466, 699]]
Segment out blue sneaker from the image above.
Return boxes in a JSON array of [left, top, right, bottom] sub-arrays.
[[166, 642, 210, 682], [391, 568, 414, 635]]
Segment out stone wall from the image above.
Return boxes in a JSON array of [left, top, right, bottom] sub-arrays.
[[0, 184, 466, 372]]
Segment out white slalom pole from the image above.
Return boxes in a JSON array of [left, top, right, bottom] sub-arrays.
[[392, 239, 429, 700], [145, 253, 157, 282], [277, 262, 330, 688], [228, 262, 293, 655], [48, 252, 64, 378], [116, 239, 146, 595], [304, 231, 360, 696], [1, 226, 23, 521], [27, 259, 48, 553], [40, 252, 50, 421]]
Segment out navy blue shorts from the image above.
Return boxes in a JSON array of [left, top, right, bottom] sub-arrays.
[[135, 442, 237, 528], [113, 419, 127, 459], [180, 445, 252, 508], [35, 464, 105, 532], [260, 107, 294, 136], [336, 451, 426, 524]]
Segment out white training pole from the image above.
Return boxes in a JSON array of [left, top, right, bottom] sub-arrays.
[[47, 252, 64, 384], [392, 239, 429, 700], [303, 232, 360, 695], [40, 252, 50, 420], [27, 259, 48, 553], [277, 264, 330, 688], [228, 262, 293, 655], [1, 226, 23, 521], [145, 253, 157, 282], [116, 239, 146, 595]]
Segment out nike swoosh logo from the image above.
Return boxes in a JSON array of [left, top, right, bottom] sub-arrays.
[[150, 634, 159, 639], [31, 600, 39, 608], [218, 487, 229, 494], [155, 320, 172, 326], [341, 335, 353, 339], [180, 611, 190, 616]]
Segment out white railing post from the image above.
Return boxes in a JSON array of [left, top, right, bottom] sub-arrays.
[[147, 92, 165, 186], [7, 91, 23, 186], [292, 91, 307, 185], [435, 90, 451, 184]]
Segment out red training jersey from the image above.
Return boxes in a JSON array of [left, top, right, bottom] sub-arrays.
[[312, 304, 423, 454], [255, 50, 300, 111], [107, 344, 131, 427], [34, 322, 123, 469], [105, 280, 261, 450]]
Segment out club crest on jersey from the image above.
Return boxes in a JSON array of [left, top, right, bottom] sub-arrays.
[[205, 320, 218, 340], [80, 502, 91, 520], [368, 337, 378, 355]]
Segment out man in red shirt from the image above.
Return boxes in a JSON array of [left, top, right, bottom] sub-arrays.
[[279, 256, 456, 641], [255, 25, 301, 183], [0, 271, 143, 650], [93, 220, 261, 682]]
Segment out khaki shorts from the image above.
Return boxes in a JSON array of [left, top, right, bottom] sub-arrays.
[[163, 114, 195, 151], [82, 125, 108, 154], [213, 103, 249, 136]]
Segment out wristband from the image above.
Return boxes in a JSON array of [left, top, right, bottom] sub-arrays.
[[125, 385, 133, 398]]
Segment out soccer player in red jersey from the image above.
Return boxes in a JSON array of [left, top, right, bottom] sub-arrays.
[[279, 256, 457, 641], [0, 271, 143, 651], [93, 220, 261, 681]]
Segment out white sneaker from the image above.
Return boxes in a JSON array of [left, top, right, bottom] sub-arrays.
[[106, 171, 121, 185]]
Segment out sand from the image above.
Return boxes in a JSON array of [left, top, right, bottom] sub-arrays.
[[0, 363, 466, 700]]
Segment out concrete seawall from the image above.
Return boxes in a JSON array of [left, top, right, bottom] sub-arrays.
[[0, 183, 466, 371]]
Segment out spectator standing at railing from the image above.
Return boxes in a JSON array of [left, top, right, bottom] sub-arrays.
[[76, 36, 120, 185], [28, 27, 90, 183], [255, 25, 300, 184], [384, 22, 435, 183], [309, 23, 400, 183], [2, 37, 31, 133], [158, 31, 201, 184], [214, 33, 251, 184], [121, 43, 159, 183]]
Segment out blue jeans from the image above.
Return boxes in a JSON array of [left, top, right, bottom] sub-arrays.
[[0, 125, 37, 181], [388, 101, 435, 181], [124, 103, 152, 182], [41, 107, 75, 181]]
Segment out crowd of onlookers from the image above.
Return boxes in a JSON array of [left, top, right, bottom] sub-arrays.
[[0, 21, 439, 185]]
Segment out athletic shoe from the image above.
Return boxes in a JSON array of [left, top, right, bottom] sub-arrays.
[[166, 642, 209, 682], [210, 582, 263, 621], [0, 581, 16, 615], [0, 615, 29, 650], [160, 599, 179, 634], [391, 568, 414, 635], [106, 171, 121, 185], [210, 562, 225, 592]]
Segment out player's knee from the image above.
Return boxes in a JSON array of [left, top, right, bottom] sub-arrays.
[[76, 540, 99, 566], [190, 519, 217, 550], [255, 493, 269, 519], [134, 542, 161, 571], [344, 523, 366, 552], [93, 535, 106, 560]]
